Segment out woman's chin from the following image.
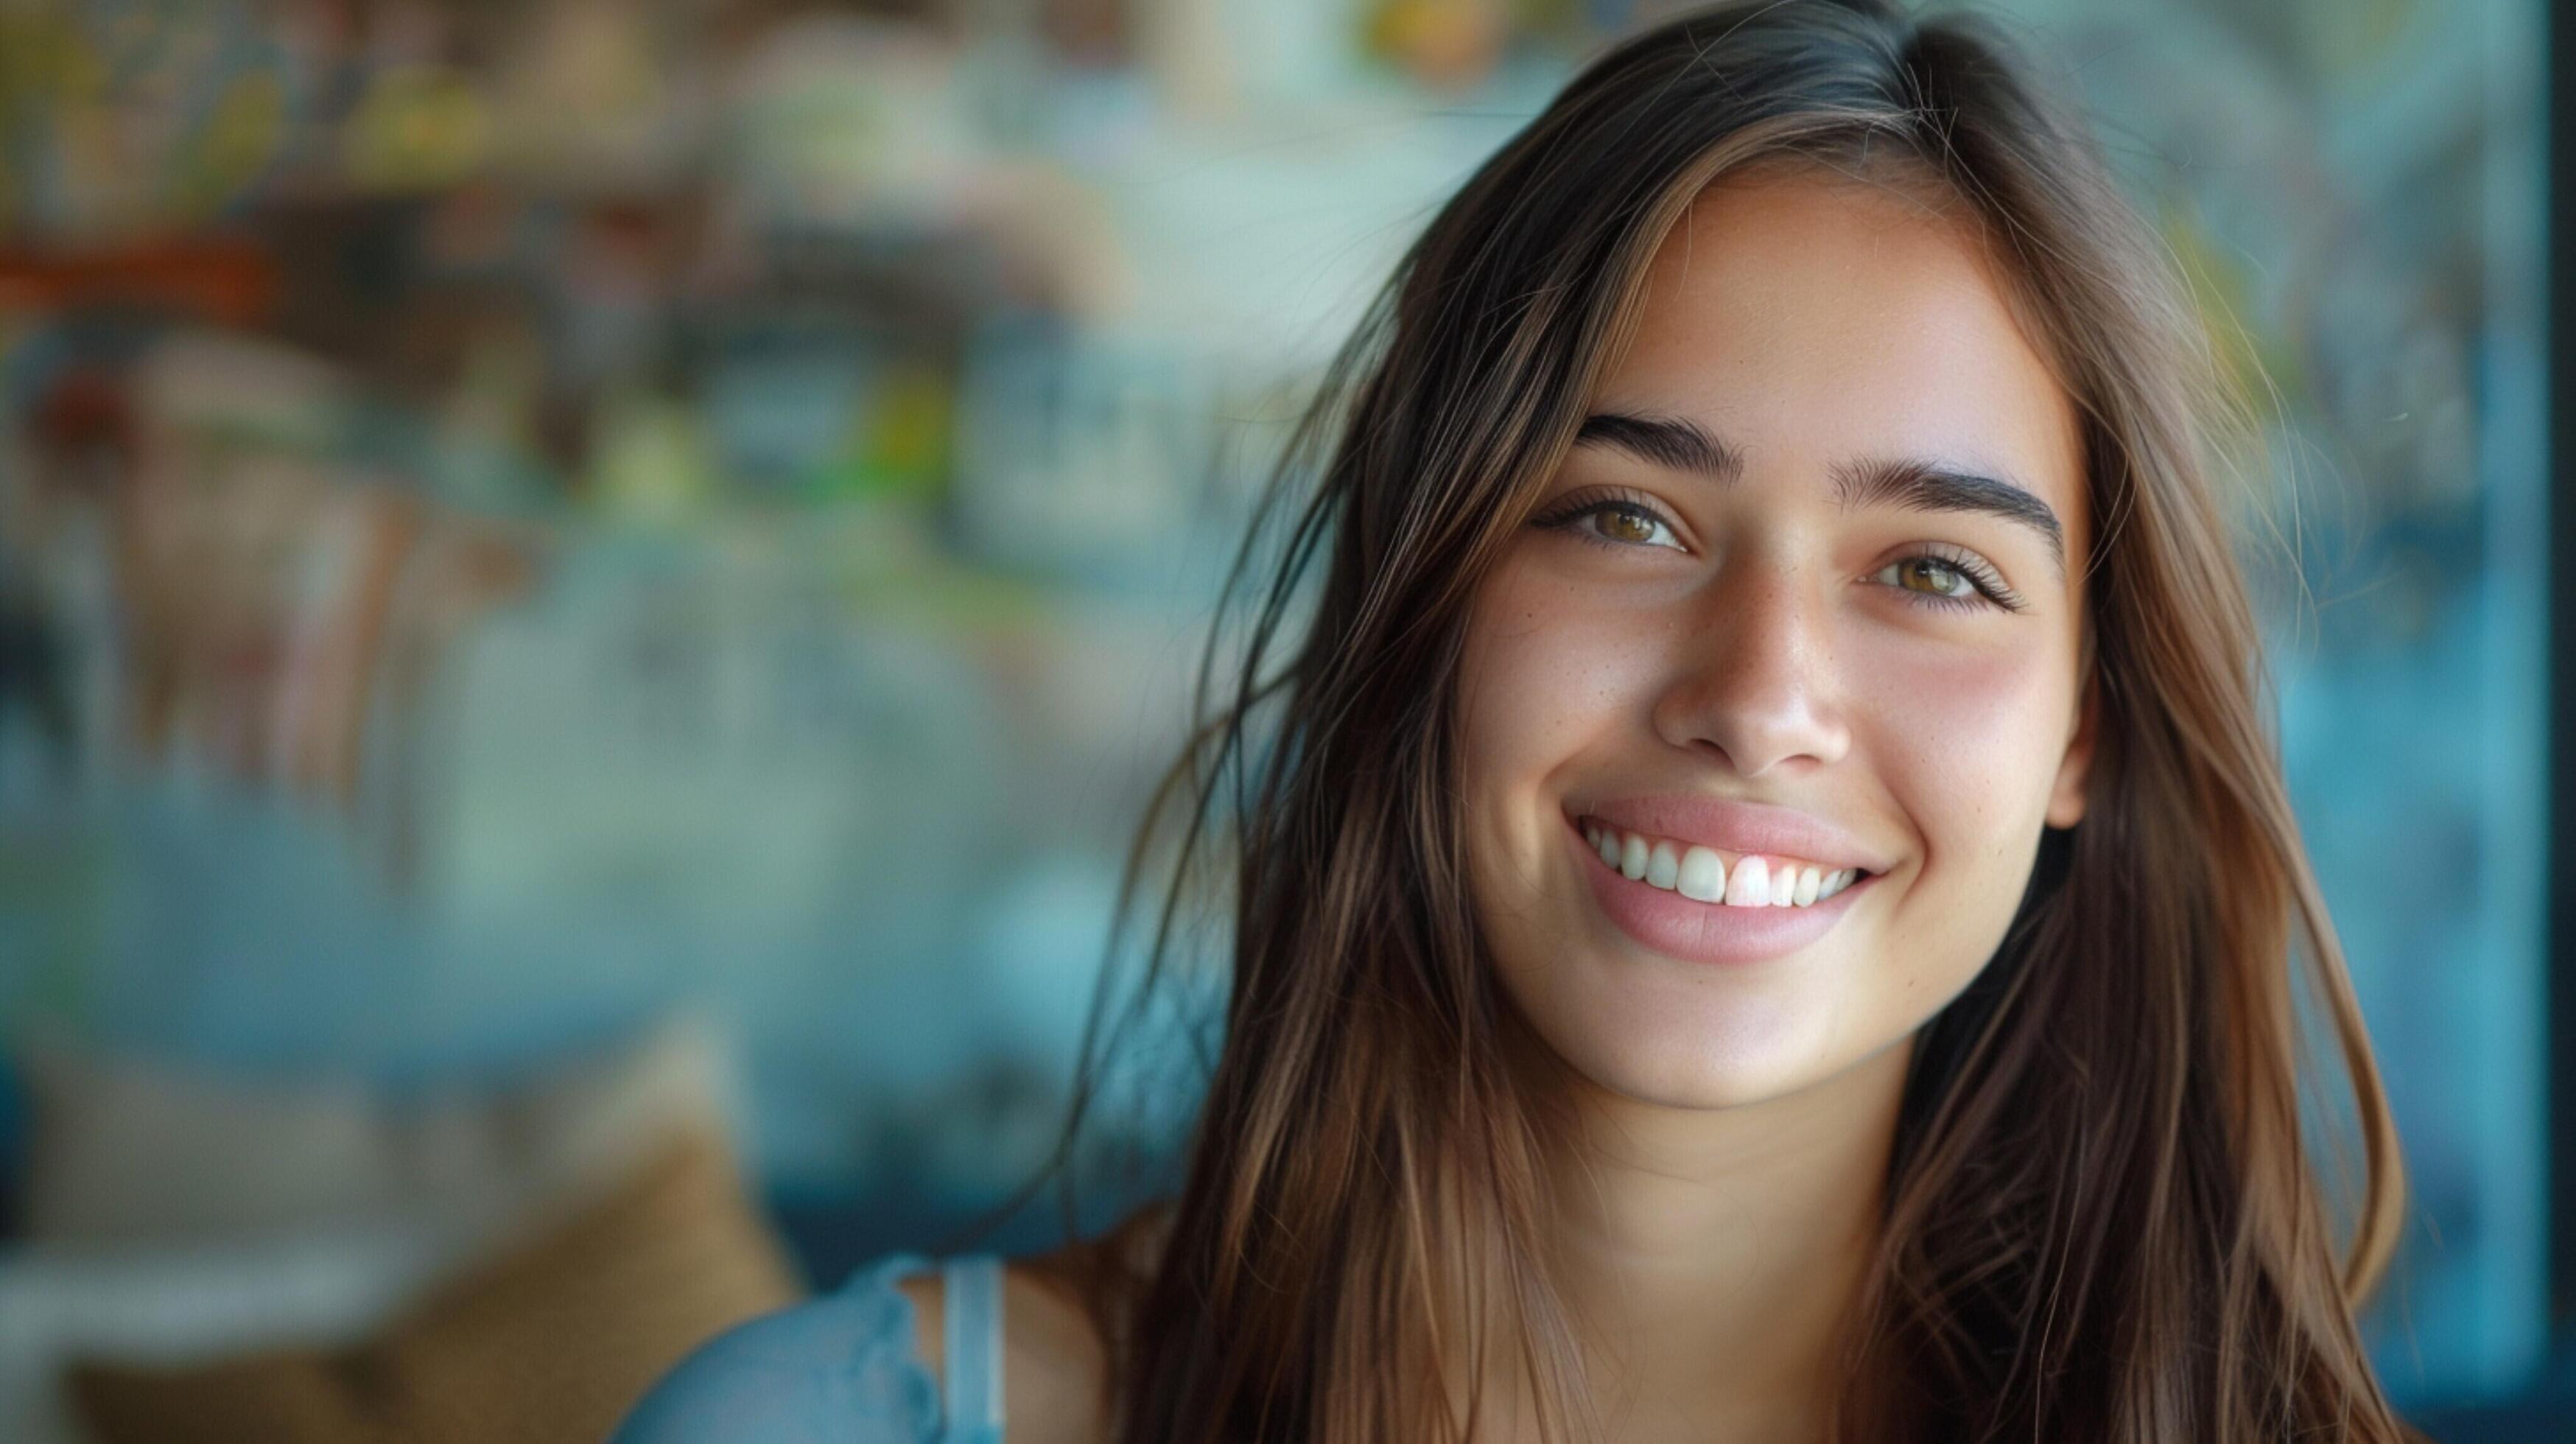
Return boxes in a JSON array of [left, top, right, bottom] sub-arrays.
[[1530, 1002, 1863, 1112]]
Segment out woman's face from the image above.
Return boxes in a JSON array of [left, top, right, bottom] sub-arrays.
[[1459, 167, 2094, 1110]]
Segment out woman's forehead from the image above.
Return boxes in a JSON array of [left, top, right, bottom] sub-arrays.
[[1602, 168, 2090, 553]]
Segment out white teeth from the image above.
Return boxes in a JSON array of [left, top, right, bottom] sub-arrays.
[[1676, 845, 1726, 902], [1724, 854, 1769, 907], [1644, 840, 1680, 889], [1588, 819, 1862, 910]]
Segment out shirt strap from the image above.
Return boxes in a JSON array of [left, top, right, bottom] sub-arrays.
[[941, 1253, 1006, 1442]]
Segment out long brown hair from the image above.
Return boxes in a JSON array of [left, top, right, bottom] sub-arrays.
[[1008, 1, 2416, 1438]]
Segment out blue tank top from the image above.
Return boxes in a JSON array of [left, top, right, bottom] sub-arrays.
[[611, 1250, 1007, 1442]]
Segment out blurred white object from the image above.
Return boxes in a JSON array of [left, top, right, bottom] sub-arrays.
[[0, 1219, 458, 1444], [18, 1013, 740, 1245]]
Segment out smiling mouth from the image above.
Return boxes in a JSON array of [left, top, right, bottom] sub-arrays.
[[1575, 814, 1874, 909]]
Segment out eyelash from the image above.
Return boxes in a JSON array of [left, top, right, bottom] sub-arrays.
[[1527, 486, 2029, 614]]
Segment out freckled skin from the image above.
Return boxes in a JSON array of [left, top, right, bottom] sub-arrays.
[[1458, 167, 2096, 1110]]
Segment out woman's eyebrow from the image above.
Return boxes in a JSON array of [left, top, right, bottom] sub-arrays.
[[1573, 410, 2066, 578], [1573, 411, 1744, 480]]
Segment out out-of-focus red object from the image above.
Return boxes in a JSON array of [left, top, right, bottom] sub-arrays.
[[0, 239, 276, 326]]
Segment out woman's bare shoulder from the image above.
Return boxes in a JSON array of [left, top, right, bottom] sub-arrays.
[[891, 1258, 1110, 1444], [896, 1202, 1176, 1444]]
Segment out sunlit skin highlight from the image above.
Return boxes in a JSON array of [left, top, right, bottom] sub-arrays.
[[1453, 164, 2098, 1440]]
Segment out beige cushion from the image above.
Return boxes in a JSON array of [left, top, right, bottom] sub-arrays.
[[63, 1129, 804, 1444]]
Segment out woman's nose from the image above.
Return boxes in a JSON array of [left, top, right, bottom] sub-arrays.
[[1649, 555, 1850, 779]]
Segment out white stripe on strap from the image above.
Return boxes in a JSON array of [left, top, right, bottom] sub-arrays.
[[941, 1254, 1006, 1441]]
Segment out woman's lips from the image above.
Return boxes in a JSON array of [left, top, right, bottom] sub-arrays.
[[1567, 811, 1872, 965]]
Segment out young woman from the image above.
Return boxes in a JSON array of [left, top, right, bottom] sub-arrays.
[[620, 0, 2419, 1438]]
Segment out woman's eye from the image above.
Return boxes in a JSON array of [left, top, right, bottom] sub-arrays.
[[1534, 498, 1683, 551], [1870, 552, 2020, 611], [1589, 505, 1673, 547]]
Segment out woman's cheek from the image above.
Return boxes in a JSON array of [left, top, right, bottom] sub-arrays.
[[1855, 647, 2046, 774], [1845, 626, 2075, 866], [1462, 567, 1658, 778]]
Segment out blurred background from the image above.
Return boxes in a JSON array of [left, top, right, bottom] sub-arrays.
[[0, 0, 2561, 1439]]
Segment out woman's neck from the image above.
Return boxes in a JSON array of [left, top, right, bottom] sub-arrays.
[[1498, 1033, 1915, 1442]]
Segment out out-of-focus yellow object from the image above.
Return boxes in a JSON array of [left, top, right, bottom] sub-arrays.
[[1362, 0, 1508, 91], [2154, 192, 2298, 444], [342, 66, 493, 194], [174, 70, 286, 222], [589, 387, 713, 527], [839, 360, 951, 502]]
